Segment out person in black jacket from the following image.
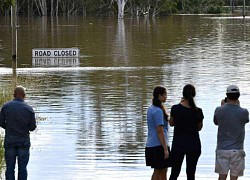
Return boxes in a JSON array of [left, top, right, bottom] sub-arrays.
[[169, 84, 203, 180]]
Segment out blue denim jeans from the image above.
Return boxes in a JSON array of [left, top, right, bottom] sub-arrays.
[[5, 147, 30, 180]]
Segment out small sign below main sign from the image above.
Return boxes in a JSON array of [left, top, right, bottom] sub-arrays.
[[32, 48, 80, 58], [32, 58, 79, 67]]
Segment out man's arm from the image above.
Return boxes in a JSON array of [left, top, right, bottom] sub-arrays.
[[29, 111, 37, 131], [245, 109, 249, 123], [214, 115, 218, 125], [0, 107, 6, 129], [214, 107, 219, 125]]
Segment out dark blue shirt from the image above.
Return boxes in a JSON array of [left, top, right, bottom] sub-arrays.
[[0, 98, 36, 148]]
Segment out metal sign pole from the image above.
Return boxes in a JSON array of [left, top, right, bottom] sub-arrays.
[[230, 0, 233, 14], [243, 0, 246, 18], [11, 1, 17, 60]]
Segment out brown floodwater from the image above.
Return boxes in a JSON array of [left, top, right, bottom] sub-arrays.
[[0, 15, 250, 179]]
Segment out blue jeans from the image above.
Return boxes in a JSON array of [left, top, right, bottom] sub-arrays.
[[5, 147, 30, 180]]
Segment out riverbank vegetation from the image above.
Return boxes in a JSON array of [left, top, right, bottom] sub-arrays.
[[0, 83, 13, 176], [0, 75, 47, 175], [0, 0, 248, 17]]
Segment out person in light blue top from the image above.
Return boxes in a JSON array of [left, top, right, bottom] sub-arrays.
[[145, 86, 170, 180], [146, 106, 169, 147]]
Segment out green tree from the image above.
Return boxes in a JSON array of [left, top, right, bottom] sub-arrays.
[[0, 0, 14, 12], [0, 0, 226, 16], [157, 0, 178, 15], [201, 0, 224, 13], [82, 0, 111, 16]]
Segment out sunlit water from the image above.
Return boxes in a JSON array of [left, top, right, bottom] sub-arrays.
[[0, 15, 250, 179]]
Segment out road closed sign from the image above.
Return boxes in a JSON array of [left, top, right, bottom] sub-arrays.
[[32, 48, 80, 58]]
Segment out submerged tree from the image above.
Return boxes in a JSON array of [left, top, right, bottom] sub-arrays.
[[112, 0, 128, 18], [0, 0, 226, 16]]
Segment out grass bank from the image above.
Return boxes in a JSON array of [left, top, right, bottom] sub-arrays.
[[0, 83, 13, 175], [0, 75, 46, 175]]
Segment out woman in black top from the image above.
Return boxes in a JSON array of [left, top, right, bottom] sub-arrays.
[[169, 84, 204, 180]]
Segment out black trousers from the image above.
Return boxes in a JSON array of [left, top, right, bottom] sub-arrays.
[[169, 149, 201, 180]]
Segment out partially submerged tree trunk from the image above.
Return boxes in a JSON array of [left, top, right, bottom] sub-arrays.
[[152, 0, 160, 17], [34, 0, 47, 16], [51, 0, 53, 16], [113, 0, 128, 19]]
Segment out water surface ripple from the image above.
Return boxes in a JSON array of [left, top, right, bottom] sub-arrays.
[[0, 15, 250, 179]]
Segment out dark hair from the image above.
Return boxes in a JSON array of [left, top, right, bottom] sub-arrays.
[[226, 93, 240, 100], [183, 84, 197, 111], [152, 86, 168, 121]]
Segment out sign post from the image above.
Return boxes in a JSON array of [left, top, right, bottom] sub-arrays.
[[243, 0, 246, 18], [11, 2, 17, 60]]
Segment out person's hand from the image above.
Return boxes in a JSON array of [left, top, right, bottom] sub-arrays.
[[164, 148, 169, 159], [221, 99, 226, 106]]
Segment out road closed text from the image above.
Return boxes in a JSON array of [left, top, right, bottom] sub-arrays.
[[32, 48, 79, 58]]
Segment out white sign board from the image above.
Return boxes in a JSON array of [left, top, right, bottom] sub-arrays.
[[32, 48, 80, 58], [32, 58, 79, 67]]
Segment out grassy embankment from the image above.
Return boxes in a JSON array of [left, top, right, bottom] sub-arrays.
[[0, 76, 46, 175], [0, 83, 13, 175]]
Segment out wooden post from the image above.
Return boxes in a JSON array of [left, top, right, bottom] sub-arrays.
[[11, 2, 17, 61], [243, 0, 246, 18], [51, 0, 54, 16], [12, 59, 17, 88], [11, 1, 18, 87], [230, 0, 233, 13]]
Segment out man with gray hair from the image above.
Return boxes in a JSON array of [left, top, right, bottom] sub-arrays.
[[0, 86, 36, 180], [214, 85, 249, 180]]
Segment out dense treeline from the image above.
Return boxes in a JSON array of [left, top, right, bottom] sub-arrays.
[[0, 0, 248, 17]]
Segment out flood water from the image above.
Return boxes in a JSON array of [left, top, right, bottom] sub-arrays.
[[0, 15, 250, 179]]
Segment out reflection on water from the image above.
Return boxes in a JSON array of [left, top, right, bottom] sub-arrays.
[[0, 15, 250, 179], [32, 58, 80, 67]]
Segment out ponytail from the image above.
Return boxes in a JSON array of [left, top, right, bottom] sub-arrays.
[[183, 84, 198, 111], [153, 86, 169, 121], [187, 96, 197, 111]]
